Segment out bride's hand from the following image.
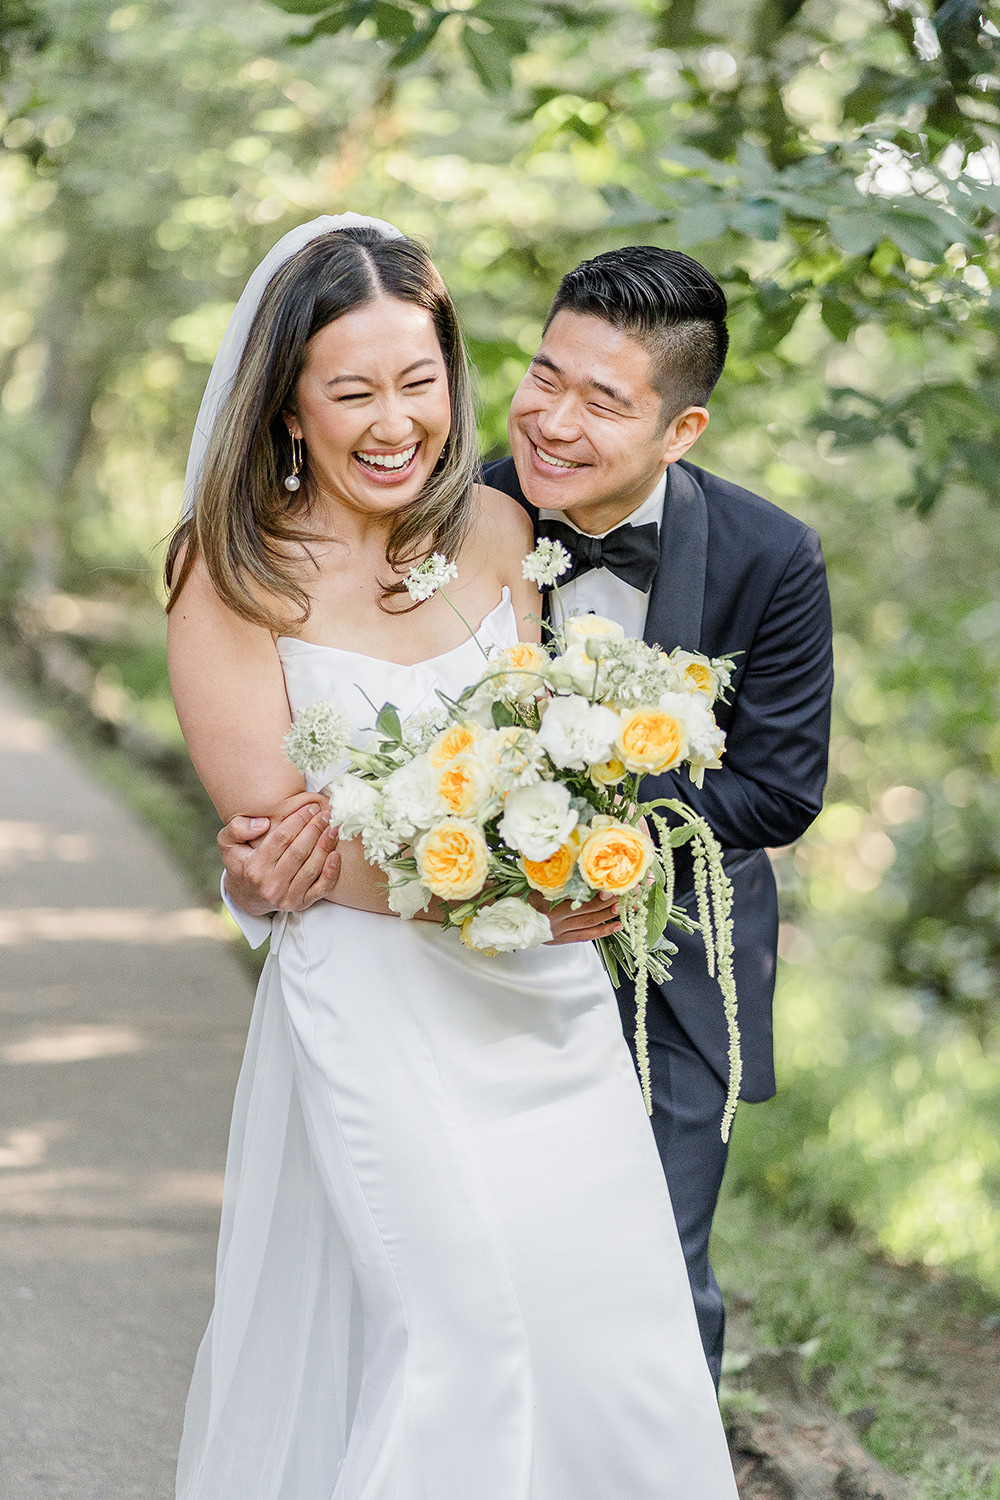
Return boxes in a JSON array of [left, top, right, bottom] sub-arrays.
[[538, 892, 622, 946]]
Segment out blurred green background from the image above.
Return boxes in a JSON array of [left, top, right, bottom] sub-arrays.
[[2, 0, 999, 1488]]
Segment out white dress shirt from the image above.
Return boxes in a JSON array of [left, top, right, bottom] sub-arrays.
[[539, 472, 666, 638]]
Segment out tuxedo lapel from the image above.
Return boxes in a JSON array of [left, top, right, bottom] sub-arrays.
[[644, 460, 708, 652]]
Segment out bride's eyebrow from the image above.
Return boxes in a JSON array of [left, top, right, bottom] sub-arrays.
[[324, 358, 439, 388]]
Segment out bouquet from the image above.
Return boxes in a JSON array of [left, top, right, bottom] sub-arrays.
[[284, 542, 742, 1140]]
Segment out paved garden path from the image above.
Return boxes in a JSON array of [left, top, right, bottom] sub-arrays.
[[0, 675, 254, 1499]]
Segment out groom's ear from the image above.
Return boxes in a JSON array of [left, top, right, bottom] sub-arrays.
[[658, 405, 709, 466]]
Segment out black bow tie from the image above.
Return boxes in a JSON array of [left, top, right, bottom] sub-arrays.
[[539, 519, 660, 593]]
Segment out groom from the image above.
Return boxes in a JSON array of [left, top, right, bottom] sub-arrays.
[[218, 246, 834, 1387]]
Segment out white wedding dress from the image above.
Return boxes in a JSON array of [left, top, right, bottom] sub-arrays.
[[176, 589, 737, 1500]]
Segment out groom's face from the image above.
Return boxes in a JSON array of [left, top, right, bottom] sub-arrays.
[[507, 311, 698, 535]]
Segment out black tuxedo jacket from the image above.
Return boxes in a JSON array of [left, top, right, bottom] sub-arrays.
[[483, 455, 834, 1101]]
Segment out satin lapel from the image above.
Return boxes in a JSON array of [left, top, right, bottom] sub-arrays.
[[644, 461, 708, 651]]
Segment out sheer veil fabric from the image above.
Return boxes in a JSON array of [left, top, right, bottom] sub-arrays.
[[174, 216, 738, 1500]]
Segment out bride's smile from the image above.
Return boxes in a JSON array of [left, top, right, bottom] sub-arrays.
[[287, 294, 452, 523]]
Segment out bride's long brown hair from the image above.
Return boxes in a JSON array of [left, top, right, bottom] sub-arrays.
[[165, 228, 478, 632]]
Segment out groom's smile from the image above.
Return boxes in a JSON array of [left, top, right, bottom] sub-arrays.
[[507, 311, 700, 536]]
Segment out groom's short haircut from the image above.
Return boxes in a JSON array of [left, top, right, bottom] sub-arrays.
[[544, 247, 729, 427]]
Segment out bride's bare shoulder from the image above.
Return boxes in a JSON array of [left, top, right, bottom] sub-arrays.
[[472, 482, 534, 553]]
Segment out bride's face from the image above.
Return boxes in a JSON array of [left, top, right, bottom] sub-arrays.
[[286, 295, 452, 518]]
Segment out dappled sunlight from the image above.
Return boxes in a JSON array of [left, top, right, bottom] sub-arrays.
[[0, 1165, 224, 1218], [0, 906, 230, 945], [1, 1024, 145, 1064], [0, 820, 94, 869], [0, 709, 51, 753], [0, 1122, 66, 1168]]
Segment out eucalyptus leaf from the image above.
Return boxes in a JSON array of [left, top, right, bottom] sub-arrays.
[[376, 703, 403, 741]]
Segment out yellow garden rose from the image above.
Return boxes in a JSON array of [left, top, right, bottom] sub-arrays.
[[436, 752, 492, 818], [616, 706, 688, 775], [520, 829, 583, 898], [415, 819, 490, 899], [578, 817, 654, 894], [428, 721, 482, 770], [682, 660, 715, 695], [491, 641, 549, 702], [589, 755, 627, 788]]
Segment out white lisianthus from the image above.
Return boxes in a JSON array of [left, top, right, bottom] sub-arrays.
[[460, 897, 552, 953], [283, 700, 351, 782], [498, 780, 579, 861], [563, 613, 625, 647], [382, 755, 445, 838], [387, 877, 433, 919], [678, 694, 727, 787], [521, 538, 572, 588], [327, 773, 381, 838], [404, 553, 458, 603], [535, 694, 621, 771]]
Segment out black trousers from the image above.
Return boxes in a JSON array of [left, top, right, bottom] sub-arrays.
[[618, 993, 729, 1389]]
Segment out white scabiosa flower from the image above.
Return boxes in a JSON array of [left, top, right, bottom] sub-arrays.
[[460, 896, 552, 953], [283, 701, 351, 782], [480, 726, 548, 792], [521, 538, 572, 588], [404, 553, 459, 602], [498, 780, 579, 861], [535, 694, 621, 771]]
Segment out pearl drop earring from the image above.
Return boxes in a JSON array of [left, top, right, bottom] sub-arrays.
[[284, 433, 303, 492]]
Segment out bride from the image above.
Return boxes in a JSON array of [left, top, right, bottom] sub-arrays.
[[166, 213, 738, 1500]]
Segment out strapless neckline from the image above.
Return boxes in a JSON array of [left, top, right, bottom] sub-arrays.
[[276, 588, 512, 670]]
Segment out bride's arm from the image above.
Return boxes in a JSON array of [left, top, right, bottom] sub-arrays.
[[168, 556, 395, 916]]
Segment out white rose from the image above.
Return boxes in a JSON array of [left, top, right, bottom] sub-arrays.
[[535, 694, 621, 771], [326, 773, 381, 838], [461, 897, 552, 953], [387, 877, 433, 919], [382, 755, 445, 839], [563, 614, 625, 647], [498, 780, 579, 861]]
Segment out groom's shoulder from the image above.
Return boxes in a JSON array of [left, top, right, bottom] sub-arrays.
[[680, 458, 820, 560]]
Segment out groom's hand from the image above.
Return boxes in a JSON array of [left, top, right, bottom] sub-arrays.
[[218, 793, 341, 916], [542, 892, 622, 946]]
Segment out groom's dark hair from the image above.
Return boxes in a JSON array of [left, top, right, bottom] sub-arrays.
[[544, 247, 729, 427]]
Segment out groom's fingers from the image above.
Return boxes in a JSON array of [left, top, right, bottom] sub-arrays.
[[543, 893, 622, 946], [219, 800, 341, 914]]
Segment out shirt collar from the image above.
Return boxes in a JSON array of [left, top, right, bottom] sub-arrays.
[[538, 470, 667, 540]]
